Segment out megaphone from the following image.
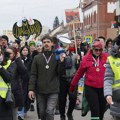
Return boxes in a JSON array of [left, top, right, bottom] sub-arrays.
[[58, 36, 71, 47]]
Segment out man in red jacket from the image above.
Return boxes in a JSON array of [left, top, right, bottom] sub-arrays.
[[70, 40, 108, 120]]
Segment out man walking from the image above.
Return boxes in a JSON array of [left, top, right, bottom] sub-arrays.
[[28, 36, 63, 120]]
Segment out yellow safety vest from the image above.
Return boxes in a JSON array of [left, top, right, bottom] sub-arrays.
[[108, 56, 120, 89], [0, 60, 11, 99]]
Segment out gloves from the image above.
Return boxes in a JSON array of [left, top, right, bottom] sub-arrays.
[[69, 84, 75, 92]]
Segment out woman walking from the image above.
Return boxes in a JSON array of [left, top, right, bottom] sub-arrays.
[[70, 40, 108, 120], [17, 46, 32, 120], [6, 46, 27, 120], [0, 46, 13, 120]]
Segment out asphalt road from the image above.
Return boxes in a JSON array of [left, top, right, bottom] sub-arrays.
[[25, 107, 113, 120], [24, 93, 112, 120]]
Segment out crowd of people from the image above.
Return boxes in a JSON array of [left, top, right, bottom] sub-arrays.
[[0, 34, 120, 120]]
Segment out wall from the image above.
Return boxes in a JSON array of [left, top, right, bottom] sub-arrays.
[[82, 0, 116, 39]]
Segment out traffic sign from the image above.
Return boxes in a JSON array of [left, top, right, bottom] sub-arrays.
[[84, 36, 92, 44]]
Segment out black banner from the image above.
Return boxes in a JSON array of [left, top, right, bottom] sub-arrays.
[[12, 19, 42, 39]]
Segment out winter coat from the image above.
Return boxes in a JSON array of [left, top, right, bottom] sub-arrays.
[[21, 56, 32, 110], [71, 50, 108, 88], [0, 64, 13, 120], [29, 51, 62, 94], [9, 57, 27, 107]]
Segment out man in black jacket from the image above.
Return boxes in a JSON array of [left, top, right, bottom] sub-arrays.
[[28, 36, 64, 120]]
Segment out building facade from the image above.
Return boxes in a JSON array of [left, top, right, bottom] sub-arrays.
[[82, 0, 116, 40]]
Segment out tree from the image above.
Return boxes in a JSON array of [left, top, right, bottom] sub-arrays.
[[53, 16, 60, 29]]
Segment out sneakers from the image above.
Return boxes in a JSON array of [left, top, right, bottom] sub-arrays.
[[67, 113, 74, 120], [18, 116, 24, 120], [29, 104, 35, 111]]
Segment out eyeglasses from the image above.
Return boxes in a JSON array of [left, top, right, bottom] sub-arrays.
[[94, 48, 102, 52]]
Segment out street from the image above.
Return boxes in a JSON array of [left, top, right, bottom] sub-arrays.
[[25, 105, 112, 120]]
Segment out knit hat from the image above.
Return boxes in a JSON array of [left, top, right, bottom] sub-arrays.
[[92, 41, 102, 49], [1, 35, 9, 43], [29, 41, 36, 47], [36, 41, 42, 46]]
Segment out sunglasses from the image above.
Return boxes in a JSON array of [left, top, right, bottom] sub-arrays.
[[94, 48, 103, 52]]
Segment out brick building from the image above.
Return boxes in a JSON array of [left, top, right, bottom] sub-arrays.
[[82, 0, 116, 40]]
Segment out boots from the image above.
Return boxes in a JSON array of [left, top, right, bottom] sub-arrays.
[[67, 112, 74, 120]]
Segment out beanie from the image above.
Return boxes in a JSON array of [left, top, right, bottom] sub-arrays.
[[92, 41, 102, 49], [1, 35, 9, 43], [29, 41, 36, 47], [36, 41, 42, 46]]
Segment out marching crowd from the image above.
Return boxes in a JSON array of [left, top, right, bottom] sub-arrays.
[[0, 34, 120, 120]]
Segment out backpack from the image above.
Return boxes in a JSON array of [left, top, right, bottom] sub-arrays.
[[64, 55, 72, 69]]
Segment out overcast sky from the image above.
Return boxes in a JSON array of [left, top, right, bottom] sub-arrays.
[[0, 0, 80, 33]]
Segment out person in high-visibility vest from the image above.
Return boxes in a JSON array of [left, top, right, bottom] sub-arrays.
[[0, 49, 13, 120], [6, 46, 27, 120], [104, 35, 120, 120]]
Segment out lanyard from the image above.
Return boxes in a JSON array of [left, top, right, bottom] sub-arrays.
[[92, 57, 99, 67], [42, 53, 53, 64]]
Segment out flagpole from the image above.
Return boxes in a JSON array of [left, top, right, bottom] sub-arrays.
[[72, 22, 78, 54], [72, 21, 80, 64]]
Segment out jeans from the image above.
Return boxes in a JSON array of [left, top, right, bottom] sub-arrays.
[[37, 93, 58, 120]]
